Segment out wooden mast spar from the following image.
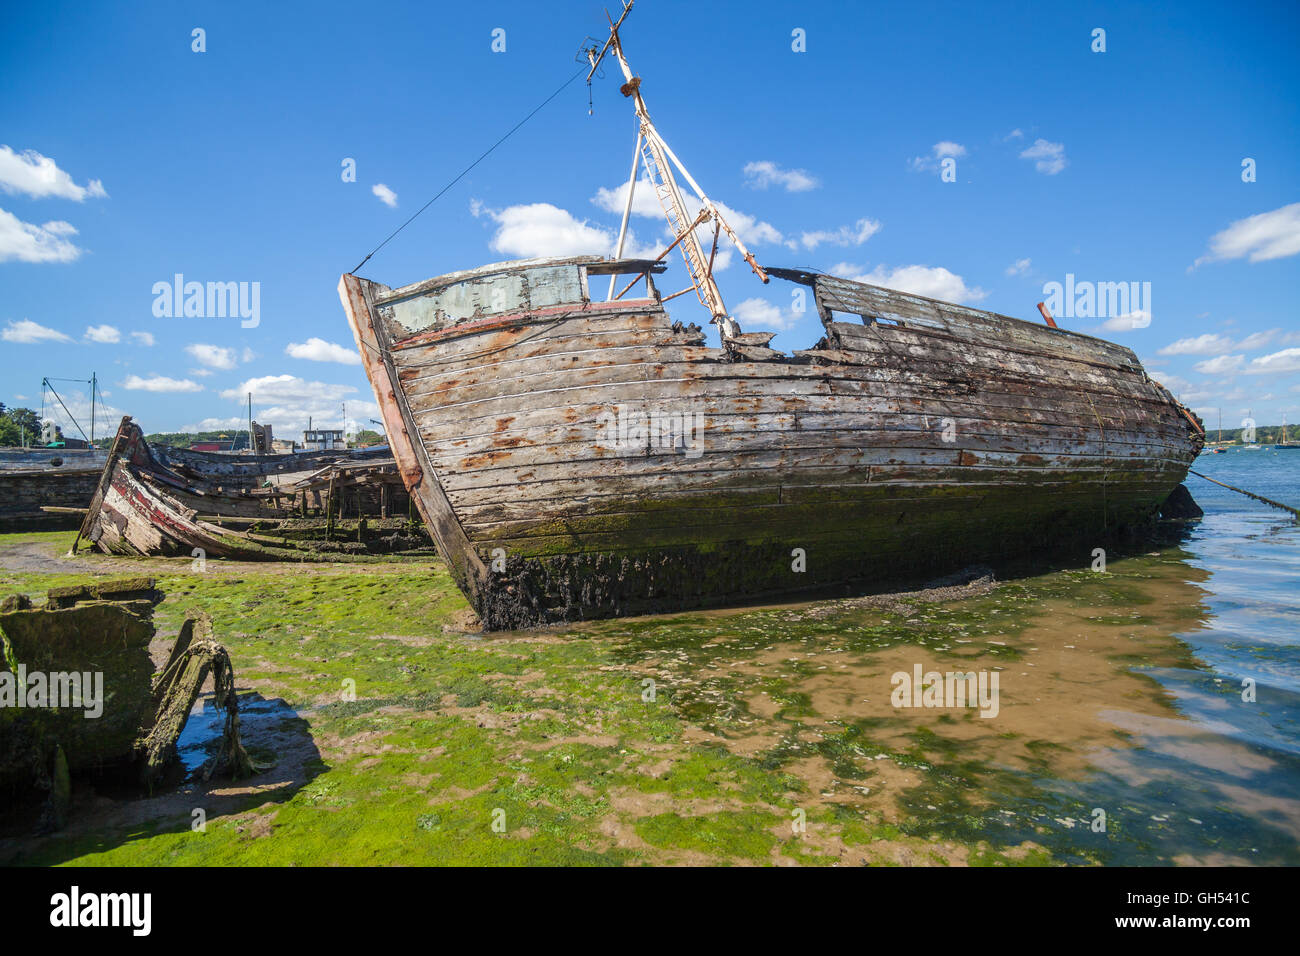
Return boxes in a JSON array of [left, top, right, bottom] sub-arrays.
[[585, 2, 769, 346]]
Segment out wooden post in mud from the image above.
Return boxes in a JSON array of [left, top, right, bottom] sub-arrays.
[[381, 482, 389, 519], [325, 473, 335, 541]]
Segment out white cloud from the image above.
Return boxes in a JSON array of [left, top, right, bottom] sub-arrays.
[[1005, 257, 1031, 276], [1099, 310, 1151, 333], [286, 337, 362, 365], [587, 184, 789, 253], [0, 208, 83, 263], [180, 416, 247, 432], [219, 375, 356, 405], [1004, 129, 1024, 141], [1158, 331, 1284, 355], [742, 160, 818, 192], [590, 178, 663, 219], [1235, 329, 1277, 350], [130, 331, 155, 347], [475, 201, 613, 259], [831, 262, 988, 304], [1158, 333, 1234, 356], [2, 318, 72, 343], [1152, 373, 1193, 395], [712, 199, 787, 248], [0, 146, 107, 201], [732, 297, 802, 331], [1192, 354, 1245, 375], [909, 141, 967, 172], [1246, 347, 1300, 374], [217, 374, 376, 436], [185, 343, 238, 370], [1019, 138, 1067, 175], [372, 183, 398, 208], [122, 374, 203, 393], [800, 218, 881, 250], [1192, 202, 1300, 268], [84, 324, 120, 343]]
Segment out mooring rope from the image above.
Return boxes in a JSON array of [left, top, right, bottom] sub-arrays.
[[350, 65, 589, 275], [1189, 469, 1299, 519]]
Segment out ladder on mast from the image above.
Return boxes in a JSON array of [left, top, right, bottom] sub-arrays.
[[585, 1, 768, 345], [637, 135, 714, 316]]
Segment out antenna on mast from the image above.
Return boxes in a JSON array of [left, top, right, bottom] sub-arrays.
[[583, 2, 769, 346]]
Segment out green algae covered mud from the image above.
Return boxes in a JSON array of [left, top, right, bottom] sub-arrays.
[[1, 449, 1295, 867]]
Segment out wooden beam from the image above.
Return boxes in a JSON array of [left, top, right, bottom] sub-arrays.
[[339, 273, 487, 597]]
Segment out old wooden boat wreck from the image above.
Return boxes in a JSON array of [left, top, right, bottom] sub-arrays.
[[1, 578, 249, 829], [0, 465, 102, 532], [338, 5, 1204, 629], [153, 436, 388, 488], [74, 417, 431, 560]]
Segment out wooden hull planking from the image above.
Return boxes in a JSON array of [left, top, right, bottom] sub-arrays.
[[77, 418, 426, 560], [340, 259, 1204, 628]]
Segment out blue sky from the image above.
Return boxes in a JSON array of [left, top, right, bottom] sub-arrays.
[[2, 0, 1297, 440]]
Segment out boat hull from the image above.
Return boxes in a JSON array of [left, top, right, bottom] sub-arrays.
[[77, 418, 428, 560], [340, 259, 1204, 628]]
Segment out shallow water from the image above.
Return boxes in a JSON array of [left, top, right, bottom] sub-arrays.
[[176, 694, 297, 778], [584, 447, 1299, 865]]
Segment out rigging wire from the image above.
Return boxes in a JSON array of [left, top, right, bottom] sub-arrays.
[[350, 65, 589, 276]]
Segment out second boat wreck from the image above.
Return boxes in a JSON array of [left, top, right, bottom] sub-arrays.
[[75, 417, 432, 560]]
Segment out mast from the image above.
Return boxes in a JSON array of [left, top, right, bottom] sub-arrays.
[[585, 2, 768, 344]]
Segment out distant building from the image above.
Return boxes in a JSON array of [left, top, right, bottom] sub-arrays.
[[302, 428, 345, 451]]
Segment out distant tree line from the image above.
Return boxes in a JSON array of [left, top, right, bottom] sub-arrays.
[[1207, 425, 1296, 444], [0, 406, 42, 447], [144, 430, 247, 449], [140, 428, 387, 450]]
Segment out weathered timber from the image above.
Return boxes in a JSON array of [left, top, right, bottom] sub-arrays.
[[75, 418, 430, 560], [340, 258, 1203, 628], [0, 581, 251, 825], [0, 468, 102, 530]]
